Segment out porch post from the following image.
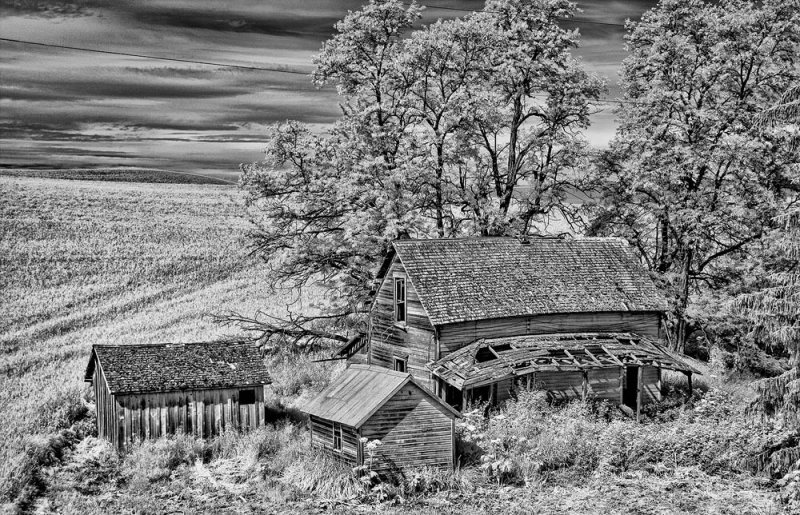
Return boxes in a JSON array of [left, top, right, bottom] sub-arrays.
[[687, 372, 693, 399], [636, 366, 643, 423]]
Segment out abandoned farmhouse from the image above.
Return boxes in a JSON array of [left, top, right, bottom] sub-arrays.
[[344, 237, 698, 413], [87, 236, 698, 471]]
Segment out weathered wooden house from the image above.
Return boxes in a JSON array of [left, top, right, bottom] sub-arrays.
[[85, 341, 271, 448], [353, 237, 699, 416], [301, 364, 459, 474]]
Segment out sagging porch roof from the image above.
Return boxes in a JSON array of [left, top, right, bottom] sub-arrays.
[[428, 332, 702, 390]]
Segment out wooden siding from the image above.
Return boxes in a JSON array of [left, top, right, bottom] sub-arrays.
[[360, 383, 454, 474], [587, 367, 623, 403], [309, 415, 359, 465], [461, 366, 658, 411], [438, 312, 661, 356], [641, 366, 661, 404], [494, 377, 516, 404], [93, 361, 118, 446], [370, 258, 435, 389], [532, 371, 584, 401], [108, 386, 266, 448]]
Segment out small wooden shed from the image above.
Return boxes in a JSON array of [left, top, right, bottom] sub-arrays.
[[301, 365, 460, 475], [85, 341, 271, 448]]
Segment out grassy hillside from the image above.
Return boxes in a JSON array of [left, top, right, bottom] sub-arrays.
[[0, 176, 297, 508], [0, 175, 794, 514]]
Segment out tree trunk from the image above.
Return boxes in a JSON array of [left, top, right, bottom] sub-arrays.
[[500, 93, 524, 215], [657, 214, 670, 273], [435, 142, 445, 237], [674, 247, 693, 352]]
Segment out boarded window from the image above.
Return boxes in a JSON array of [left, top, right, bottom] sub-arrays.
[[333, 422, 342, 451], [394, 357, 406, 373], [239, 389, 255, 405], [394, 278, 406, 322]]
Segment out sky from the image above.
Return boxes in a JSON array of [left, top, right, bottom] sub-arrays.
[[0, 0, 657, 179]]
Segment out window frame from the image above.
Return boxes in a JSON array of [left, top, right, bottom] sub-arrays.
[[394, 277, 406, 323], [332, 422, 342, 452], [394, 357, 407, 373]]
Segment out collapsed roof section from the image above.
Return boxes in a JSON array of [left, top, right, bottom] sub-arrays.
[[428, 333, 701, 390]]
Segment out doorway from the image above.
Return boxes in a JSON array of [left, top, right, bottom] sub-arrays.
[[623, 366, 639, 409]]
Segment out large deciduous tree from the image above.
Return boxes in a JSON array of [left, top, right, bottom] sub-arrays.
[[589, 0, 800, 349], [233, 0, 601, 350]]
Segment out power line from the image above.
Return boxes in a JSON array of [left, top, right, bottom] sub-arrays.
[[0, 2, 630, 74], [0, 36, 642, 105], [0, 37, 313, 75]]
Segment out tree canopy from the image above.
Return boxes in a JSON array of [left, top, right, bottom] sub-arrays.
[[589, 0, 800, 349], [236, 0, 602, 348]]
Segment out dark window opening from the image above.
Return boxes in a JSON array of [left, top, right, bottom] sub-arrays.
[[475, 346, 497, 363], [239, 389, 256, 405], [471, 384, 492, 404], [333, 422, 342, 451], [492, 344, 512, 353], [394, 278, 406, 323], [394, 357, 407, 373], [445, 384, 463, 410]]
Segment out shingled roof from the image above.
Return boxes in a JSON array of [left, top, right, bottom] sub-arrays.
[[388, 237, 667, 326], [84, 342, 271, 395], [301, 365, 459, 427], [429, 332, 701, 389]]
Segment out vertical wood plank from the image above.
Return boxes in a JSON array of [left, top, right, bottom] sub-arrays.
[[657, 367, 662, 401], [215, 392, 222, 435], [162, 396, 168, 435], [451, 418, 456, 469], [258, 387, 266, 427], [582, 371, 588, 401], [636, 367, 643, 423]]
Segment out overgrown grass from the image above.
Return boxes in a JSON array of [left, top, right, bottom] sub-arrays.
[[459, 385, 793, 487], [0, 176, 285, 508], [1, 174, 794, 513]]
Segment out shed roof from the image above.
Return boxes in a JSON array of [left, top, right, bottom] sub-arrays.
[[429, 332, 701, 389], [84, 341, 271, 395], [387, 237, 667, 326], [301, 364, 459, 428]]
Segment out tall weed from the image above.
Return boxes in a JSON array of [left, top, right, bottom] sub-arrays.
[[281, 449, 364, 499], [460, 387, 790, 485]]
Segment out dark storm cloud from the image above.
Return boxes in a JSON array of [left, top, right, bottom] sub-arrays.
[[4, 77, 247, 100], [127, 8, 342, 40], [0, 0, 658, 172], [0, 0, 106, 17]]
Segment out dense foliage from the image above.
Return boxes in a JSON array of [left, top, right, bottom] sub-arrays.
[[588, 0, 800, 348], [239, 0, 603, 348]]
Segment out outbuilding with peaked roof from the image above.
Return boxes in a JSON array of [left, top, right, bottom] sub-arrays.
[[85, 341, 271, 448], [301, 364, 459, 474]]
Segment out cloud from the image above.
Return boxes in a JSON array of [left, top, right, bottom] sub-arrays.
[[0, 1, 655, 173]]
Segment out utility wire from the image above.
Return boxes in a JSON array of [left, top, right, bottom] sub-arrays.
[[0, 36, 642, 105], [0, 37, 313, 75], [0, 1, 631, 74]]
